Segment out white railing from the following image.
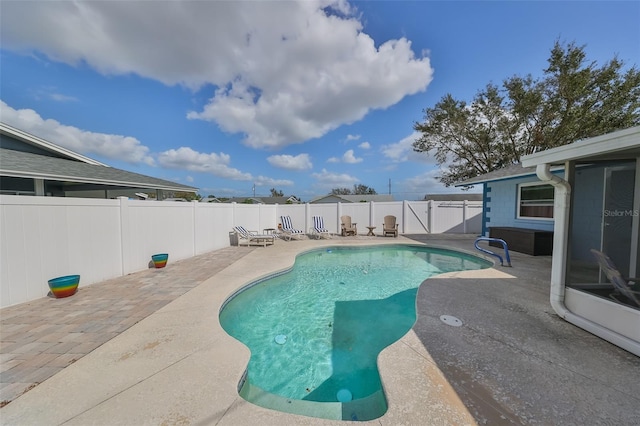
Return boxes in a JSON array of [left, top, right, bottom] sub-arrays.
[[0, 195, 481, 308]]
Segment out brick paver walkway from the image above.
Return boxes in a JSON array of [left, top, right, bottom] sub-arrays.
[[0, 247, 255, 406]]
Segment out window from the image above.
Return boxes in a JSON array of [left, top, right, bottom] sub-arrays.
[[517, 183, 554, 219]]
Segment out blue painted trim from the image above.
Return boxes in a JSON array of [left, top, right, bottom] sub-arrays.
[[481, 183, 490, 236]]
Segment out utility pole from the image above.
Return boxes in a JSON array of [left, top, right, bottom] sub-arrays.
[[252, 183, 256, 197], [388, 178, 391, 195]]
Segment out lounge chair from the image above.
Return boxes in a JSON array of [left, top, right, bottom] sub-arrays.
[[233, 226, 274, 247], [340, 215, 357, 236], [311, 216, 331, 239], [280, 215, 304, 241], [590, 249, 640, 307], [382, 215, 398, 237]]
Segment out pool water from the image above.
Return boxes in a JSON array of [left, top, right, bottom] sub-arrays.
[[219, 245, 490, 420]]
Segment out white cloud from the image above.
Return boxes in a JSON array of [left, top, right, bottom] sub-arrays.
[[156, 146, 293, 187], [29, 87, 78, 103], [381, 131, 436, 164], [358, 141, 371, 149], [267, 153, 312, 171], [398, 168, 483, 199], [157, 147, 250, 180], [1, 1, 433, 149], [311, 168, 358, 189], [401, 169, 447, 196], [345, 134, 361, 142], [254, 176, 294, 187], [327, 149, 362, 164], [342, 149, 362, 164], [0, 100, 154, 165]]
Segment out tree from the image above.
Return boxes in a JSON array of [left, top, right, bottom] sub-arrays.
[[330, 184, 377, 195], [413, 41, 640, 186], [173, 191, 201, 201], [353, 184, 377, 195], [331, 187, 352, 195], [270, 188, 284, 197]]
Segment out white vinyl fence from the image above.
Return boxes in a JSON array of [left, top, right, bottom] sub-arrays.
[[0, 195, 481, 308]]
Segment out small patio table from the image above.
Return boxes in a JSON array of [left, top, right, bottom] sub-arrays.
[[366, 226, 376, 236]]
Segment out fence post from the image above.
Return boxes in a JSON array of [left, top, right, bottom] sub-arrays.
[[427, 200, 434, 233], [369, 201, 375, 228], [337, 202, 342, 235], [231, 202, 237, 227], [192, 200, 198, 255], [463, 200, 468, 234], [402, 200, 409, 234], [118, 196, 131, 275]]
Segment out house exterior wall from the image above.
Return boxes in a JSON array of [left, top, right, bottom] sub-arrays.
[[483, 171, 564, 236]]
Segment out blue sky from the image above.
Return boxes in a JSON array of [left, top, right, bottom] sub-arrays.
[[1, 1, 638, 201]]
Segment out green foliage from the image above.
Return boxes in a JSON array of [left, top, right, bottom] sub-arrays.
[[270, 188, 284, 197], [331, 187, 352, 195], [353, 184, 377, 195], [331, 184, 377, 195], [413, 41, 640, 186], [173, 191, 201, 201]]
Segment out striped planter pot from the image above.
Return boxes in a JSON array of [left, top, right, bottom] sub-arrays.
[[47, 275, 80, 298], [152, 253, 169, 268]]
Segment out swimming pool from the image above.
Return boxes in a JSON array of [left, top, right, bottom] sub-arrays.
[[219, 245, 491, 421]]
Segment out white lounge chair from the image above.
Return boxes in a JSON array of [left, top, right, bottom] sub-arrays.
[[311, 216, 331, 239], [280, 216, 304, 241], [234, 226, 274, 247]]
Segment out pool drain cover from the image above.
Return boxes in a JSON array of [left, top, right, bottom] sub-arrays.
[[337, 389, 352, 402], [440, 315, 462, 327], [274, 334, 287, 344]]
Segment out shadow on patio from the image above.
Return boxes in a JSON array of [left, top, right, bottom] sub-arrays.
[[404, 234, 640, 425]]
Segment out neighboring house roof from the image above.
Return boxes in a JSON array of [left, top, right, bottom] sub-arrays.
[[0, 122, 107, 165], [0, 148, 197, 192], [310, 194, 394, 203], [0, 122, 197, 195], [455, 163, 535, 186], [224, 196, 300, 204], [424, 193, 483, 201]]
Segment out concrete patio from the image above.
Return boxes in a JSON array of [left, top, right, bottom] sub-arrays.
[[1, 235, 639, 425]]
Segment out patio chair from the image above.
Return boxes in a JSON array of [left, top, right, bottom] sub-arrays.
[[311, 216, 331, 239], [590, 249, 640, 307], [340, 215, 357, 236], [233, 226, 275, 247], [280, 215, 304, 241], [382, 215, 398, 237]]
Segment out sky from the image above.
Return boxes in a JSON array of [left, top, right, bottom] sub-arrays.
[[1, 1, 639, 201]]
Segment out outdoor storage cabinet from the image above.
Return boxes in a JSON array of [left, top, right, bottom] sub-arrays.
[[489, 227, 553, 256]]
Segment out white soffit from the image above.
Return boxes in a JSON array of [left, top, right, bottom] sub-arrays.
[[521, 126, 640, 167]]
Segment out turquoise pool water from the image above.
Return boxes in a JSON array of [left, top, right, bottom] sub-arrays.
[[219, 245, 490, 420]]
